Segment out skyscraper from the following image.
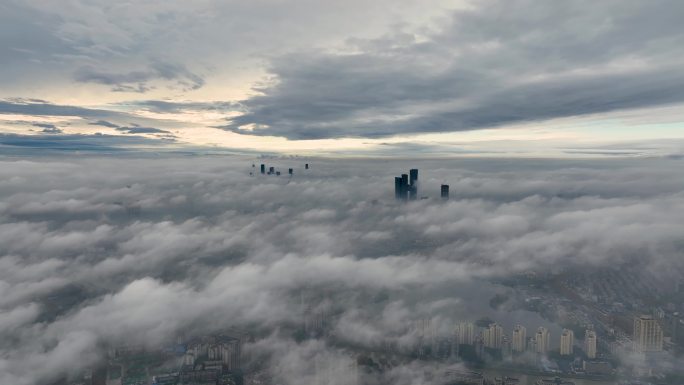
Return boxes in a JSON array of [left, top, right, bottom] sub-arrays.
[[269, 166, 275, 175], [288, 168, 293, 175], [560, 329, 574, 356], [395, 177, 402, 199], [260, 164, 265, 174], [535, 327, 550, 354], [585, 330, 597, 359], [633, 315, 663, 352], [483, 323, 504, 349], [400, 174, 409, 200], [409, 169, 418, 200], [441, 184, 449, 199], [512, 325, 527, 352], [305, 163, 309, 169]]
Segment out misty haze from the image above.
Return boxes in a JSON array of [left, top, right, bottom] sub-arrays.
[[1, 1, 684, 385]]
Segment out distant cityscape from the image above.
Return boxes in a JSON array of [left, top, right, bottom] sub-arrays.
[[74, 306, 678, 385]]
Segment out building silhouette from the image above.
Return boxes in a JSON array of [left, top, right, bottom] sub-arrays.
[[441, 184, 449, 199], [394, 169, 418, 201], [260, 164, 265, 174]]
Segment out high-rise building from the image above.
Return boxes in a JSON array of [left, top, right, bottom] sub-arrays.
[[455, 322, 476, 345], [305, 163, 309, 169], [409, 169, 418, 200], [399, 174, 409, 200], [633, 315, 663, 352], [560, 329, 574, 356], [535, 327, 550, 354], [288, 168, 293, 175], [512, 325, 527, 352], [268, 166, 275, 175], [395, 177, 402, 199], [483, 323, 504, 349], [260, 164, 265, 174], [409, 185, 417, 200], [585, 330, 597, 359], [441, 184, 449, 199]]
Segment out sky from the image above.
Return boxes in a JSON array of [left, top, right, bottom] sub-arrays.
[[1, 0, 684, 156]]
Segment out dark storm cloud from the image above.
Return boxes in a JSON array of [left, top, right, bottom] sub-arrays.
[[74, 62, 205, 93], [223, 0, 684, 139], [0, 156, 683, 383]]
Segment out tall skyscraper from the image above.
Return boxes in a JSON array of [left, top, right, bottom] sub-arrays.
[[560, 329, 574, 356], [268, 166, 275, 175], [409, 169, 418, 185], [260, 164, 265, 174], [535, 327, 550, 354], [633, 315, 663, 352], [394, 169, 419, 200], [455, 322, 475, 345], [400, 174, 409, 200], [305, 163, 309, 169], [512, 325, 527, 352], [483, 323, 504, 349], [585, 330, 597, 359], [288, 168, 293, 175], [441, 184, 449, 199]]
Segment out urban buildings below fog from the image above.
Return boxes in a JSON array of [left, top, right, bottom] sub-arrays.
[[559, 329, 574, 356], [456, 322, 476, 345], [585, 330, 597, 359], [511, 325, 527, 352], [633, 314, 664, 352], [535, 327, 551, 354], [483, 323, 504, 349]]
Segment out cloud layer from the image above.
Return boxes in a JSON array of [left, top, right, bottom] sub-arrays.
[[225, 0, 684, 139], [0, 156, 683, 384]]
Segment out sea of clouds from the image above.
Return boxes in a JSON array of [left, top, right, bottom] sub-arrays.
[[0, 155, 683, 384]]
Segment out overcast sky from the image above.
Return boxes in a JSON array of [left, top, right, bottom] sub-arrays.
[[0, 0, 683, 156]]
